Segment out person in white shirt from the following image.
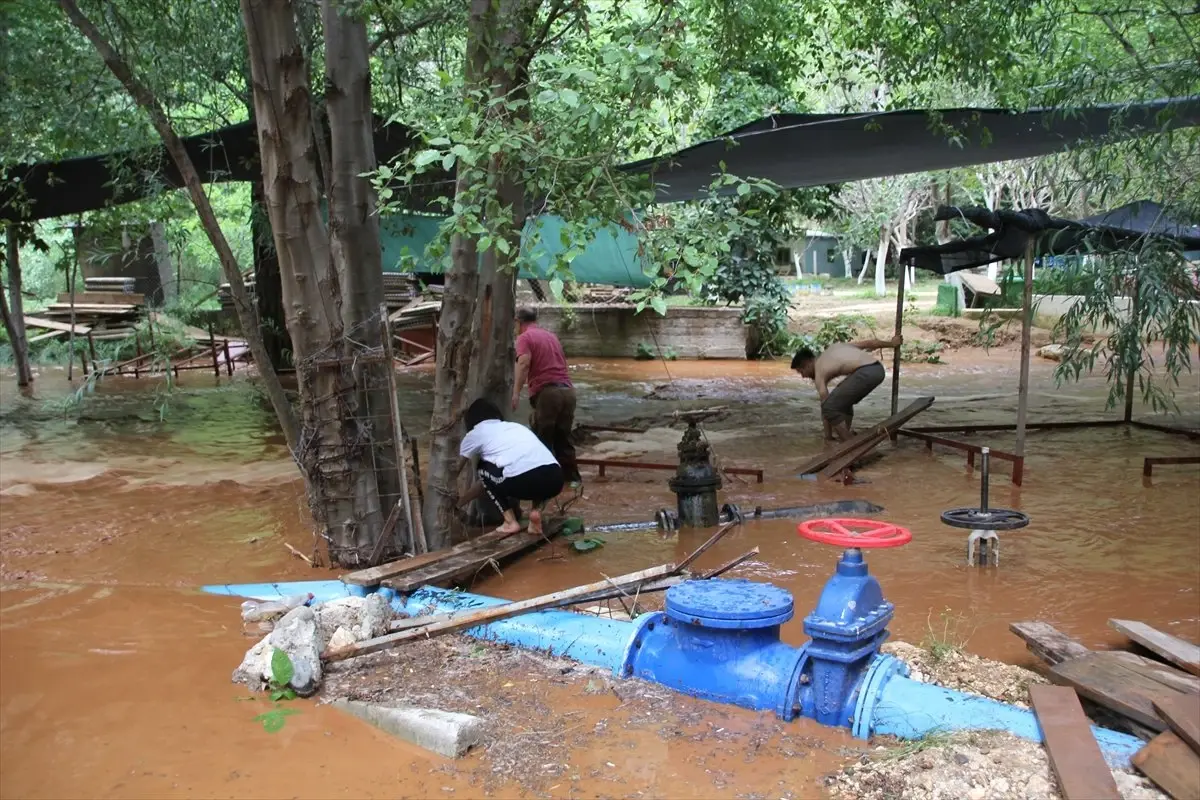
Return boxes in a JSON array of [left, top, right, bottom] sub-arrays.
[[457, 398, 565, 536]]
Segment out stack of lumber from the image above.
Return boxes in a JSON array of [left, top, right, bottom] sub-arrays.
[[85, 276, 137, 294], [218, 276, 257, 315], [389, 298, 440, 331], [1012, 619, 1200, 799], [382, 273, 421, 309], [25, 289, 145, 343]]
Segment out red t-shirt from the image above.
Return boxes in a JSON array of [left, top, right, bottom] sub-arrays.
[[516, 325, 572, 397]]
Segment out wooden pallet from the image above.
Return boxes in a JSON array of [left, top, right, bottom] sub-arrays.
[[797, 396, 935, 478]]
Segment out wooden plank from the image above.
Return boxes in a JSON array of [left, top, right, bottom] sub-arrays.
[[27, 329, 66, 344], [1050, 651, 1187, 731], [1029, 684, 1121, 800], [57, 291, 145, 305], [44, 303, 137, 312], [1132, 731, 1200, 800], [382, 524, 568, 594], [819, 430, 888, 480], [1010, 621, 1092, 666], [675, 521, 739, 573], [22, 315, 92, 334], [342, 527, 517, 586], [959, 271, 1002, 297], [796, 396, 934, 477], [1111, 619, 1200, 676], [1110, 652, 1200, 695], [327, 563, 677, 662], [1154, 695, 1200, 754]]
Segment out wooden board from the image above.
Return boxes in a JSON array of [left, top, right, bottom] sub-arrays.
[[342, 527, 514, 587], [382, 525, 568, 594], [57, 291, 145, 306], [1050, 651, 1189, 731], [1110, 652, 1200, 695], [1132, 731, 1200, 800], [819, 431, 888, 480], [959, 271, 1002, 297], [44, 303, 137, 312], [27, 329, 66, 344], [1110, 619, 1200, 677], [1010, 621, 1092, 666], [329, 563, 677, 662], [1154, 695, 1200, 754], [1029, 684, 1121, 800], [22, 315, 92, 334], [796, 396, 934, 477]]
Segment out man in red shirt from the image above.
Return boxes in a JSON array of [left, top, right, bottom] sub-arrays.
[[512, 307, 581, 486]]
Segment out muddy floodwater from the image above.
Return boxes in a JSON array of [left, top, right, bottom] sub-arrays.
[[2, 351, 1199, 799]]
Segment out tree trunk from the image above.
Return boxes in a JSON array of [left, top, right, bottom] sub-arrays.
[[59, 0, 297, 446], [251, 178, 290, 370], [238, 0, 406, 565], [422, 0, 538, 548], [149, 222, 175, 305], [872, 225, 888, 297], [323, 0, 402, 553], [2, 225, 34, 387]]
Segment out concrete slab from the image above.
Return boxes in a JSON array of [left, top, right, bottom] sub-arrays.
[[330, 699, 484, 758]]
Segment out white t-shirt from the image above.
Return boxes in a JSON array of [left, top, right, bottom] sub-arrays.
[[459, 419, 559, 478]]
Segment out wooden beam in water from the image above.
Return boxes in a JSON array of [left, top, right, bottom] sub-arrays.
[[1143, 457, 1200, 478], [796, 396, 934, 478], [1110, 619, 1200, 677]]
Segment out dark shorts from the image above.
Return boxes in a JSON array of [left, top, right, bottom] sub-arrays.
[[477, 460, 565, 514], [821, 362, 885, 426]]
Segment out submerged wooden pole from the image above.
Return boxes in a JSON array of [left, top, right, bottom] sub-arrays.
[[1015, 242, 1035, 459], [1123, 275, 1142, 423], [890, 255, 907, 416]]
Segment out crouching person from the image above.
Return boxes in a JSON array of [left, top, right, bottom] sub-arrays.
[[457, 398, 564, 536]]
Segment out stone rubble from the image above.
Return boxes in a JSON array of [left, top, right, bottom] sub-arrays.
[[232, 595, 393, 697]]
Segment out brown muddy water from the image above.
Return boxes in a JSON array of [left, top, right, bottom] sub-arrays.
[[2, 351, 1199, 799]]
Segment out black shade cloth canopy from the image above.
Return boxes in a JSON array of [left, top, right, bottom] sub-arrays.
[[900, 201, 1200, 275], [4, 96, 1199, 222]]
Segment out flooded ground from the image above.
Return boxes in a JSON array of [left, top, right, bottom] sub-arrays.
[[2, 344, 1199, 799]]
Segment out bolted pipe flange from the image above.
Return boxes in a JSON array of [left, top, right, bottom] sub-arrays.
[[655, 508, 680, 532], [721, 503, 743, 524]]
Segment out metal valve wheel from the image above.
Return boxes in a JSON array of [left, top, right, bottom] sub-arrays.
[[797, 518, 912, 549], [939, 507, 1030, 531]]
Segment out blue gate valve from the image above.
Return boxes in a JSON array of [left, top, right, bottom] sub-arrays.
[[793, 518, 911, 727]]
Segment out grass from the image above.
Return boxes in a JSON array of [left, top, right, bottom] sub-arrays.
[[879, 729, 958, 761], [920, 606, 974, 664]]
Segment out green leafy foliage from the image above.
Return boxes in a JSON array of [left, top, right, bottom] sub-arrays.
[[634, 342, 655, 360], [253, 707, 299, 734], [570, 536, 605, 553]]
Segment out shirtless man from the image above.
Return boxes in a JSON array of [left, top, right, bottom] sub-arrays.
[[791, 337, 903, 442]]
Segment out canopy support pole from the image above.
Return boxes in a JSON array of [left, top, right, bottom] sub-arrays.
[[890, 255, 907, 416], [1123, 275, 1142, 423], [1015, 242, 1035, 460]]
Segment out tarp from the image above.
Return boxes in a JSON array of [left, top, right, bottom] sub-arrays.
[[624, 97, 1200, 203], [900, 203, 1200, 275], [6, 97, 1199, 222], [380, 213, 648, 286]]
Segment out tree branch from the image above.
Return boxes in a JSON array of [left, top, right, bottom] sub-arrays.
[[57, 0, 299, 448], [368, 6, 456, 55]]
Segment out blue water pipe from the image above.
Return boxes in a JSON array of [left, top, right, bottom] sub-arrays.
[[203, 549, 1143, 768]]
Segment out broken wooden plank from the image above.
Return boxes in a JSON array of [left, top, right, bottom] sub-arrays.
[[1029, 684, 1122, 800], [1132, 731, 1200, 800], [382, 525, 567, 594], [22, 315, 92, 334], [701, 547, 760, 579], [326, 563, 677, 662], [343, 526, 528, 586], [1010, 621, 1092, 666], [675, 521, 739, 573], [796, 396, 934, 477], [1110, 619, 1200, 677], [1154, 695, 1200, 754], [1050, 651, 1189, 731]]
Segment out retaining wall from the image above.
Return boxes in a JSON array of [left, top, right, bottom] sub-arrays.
[[534, 304, 748, 359]]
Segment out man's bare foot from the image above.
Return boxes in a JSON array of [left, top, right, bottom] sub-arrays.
[[492, 520, 521, 537], [528, 509, 543, 536]]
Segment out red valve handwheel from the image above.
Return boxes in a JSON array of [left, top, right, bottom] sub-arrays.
[[796, 517, 912, 548]]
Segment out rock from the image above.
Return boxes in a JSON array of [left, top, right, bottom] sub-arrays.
[[232, 605, 322, 697], [1024, 774, 1051, 799], [331, 699, 484, 758], [990, 778, 1009, 795], [1037, 344, 1065, 361], [327, 626, 357, 651], [313, 595, 391, 648], [966, 787, 986, 800], [953, 753, 970, 766]]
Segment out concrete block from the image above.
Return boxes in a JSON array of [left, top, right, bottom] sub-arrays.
[[331, 699, 484, 758]]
